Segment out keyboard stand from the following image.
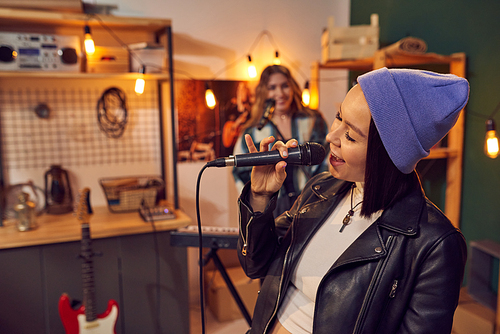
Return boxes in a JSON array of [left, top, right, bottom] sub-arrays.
[[201, 245, 252, 326]]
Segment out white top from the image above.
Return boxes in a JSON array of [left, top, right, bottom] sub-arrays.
[[277, 183, 382, 333]]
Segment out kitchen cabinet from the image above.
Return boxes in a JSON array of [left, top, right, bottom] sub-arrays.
[[311, 51, 467, 228]]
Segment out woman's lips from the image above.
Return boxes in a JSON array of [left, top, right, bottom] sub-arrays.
[[329, 152, 345, 167]]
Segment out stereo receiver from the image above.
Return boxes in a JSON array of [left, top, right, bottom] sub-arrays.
[[0, 32, 81, 72]]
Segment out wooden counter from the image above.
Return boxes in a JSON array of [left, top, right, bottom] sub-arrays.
[[0, 206, 191, 250]]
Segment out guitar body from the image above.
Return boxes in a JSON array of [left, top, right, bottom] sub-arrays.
[[59, 293, 119, 334]]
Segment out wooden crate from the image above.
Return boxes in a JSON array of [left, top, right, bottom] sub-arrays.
[[321, 14, 379, 62]]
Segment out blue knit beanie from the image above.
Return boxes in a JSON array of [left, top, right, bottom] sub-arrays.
[[357, 67, 470, 174]]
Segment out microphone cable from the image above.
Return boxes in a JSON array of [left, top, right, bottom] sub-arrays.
[[195, 163, 210, 334]]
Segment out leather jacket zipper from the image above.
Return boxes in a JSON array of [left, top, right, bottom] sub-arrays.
[[352, 235, 394, 334], [262, 207, 305, 334], [263, 241, 292, 334], [389, 279, 398, 298], [240, 215, 253, 256]]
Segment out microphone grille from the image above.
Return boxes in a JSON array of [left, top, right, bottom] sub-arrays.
[[305, 142, 326, 165]]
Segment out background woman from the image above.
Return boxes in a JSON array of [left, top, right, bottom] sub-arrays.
[[232, 65, 329, 216], [237, 67, 469, 334]]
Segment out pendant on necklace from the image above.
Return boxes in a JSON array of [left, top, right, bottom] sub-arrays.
[[339, 210, 354, 233]]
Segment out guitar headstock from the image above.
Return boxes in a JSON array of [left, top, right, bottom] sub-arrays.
[[75, 188, 91, 225]]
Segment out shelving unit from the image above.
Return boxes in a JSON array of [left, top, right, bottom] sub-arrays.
[[0, 7, 179, 208], [311, 51, 467, 228], [0, 8, 190, 334]]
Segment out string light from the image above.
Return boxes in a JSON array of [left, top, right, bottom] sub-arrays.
[[205, 82, 216, 109], [483, 101, 500, 158], [273, 51, 281, 65], [485, 119, 499, 159], [135, 65, 146, 95], [302, 81, 310, 107], [84, 25, 95, 56], [247, 55, 257, 78]]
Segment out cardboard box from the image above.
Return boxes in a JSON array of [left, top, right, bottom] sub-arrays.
[[452, 288, 495, 334], [205, 266, 260, 322], [86, 46, 129, 73], [128, 43, 166, 74]]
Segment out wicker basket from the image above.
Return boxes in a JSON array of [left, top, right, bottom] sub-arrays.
[[99, 176, 164, 213]]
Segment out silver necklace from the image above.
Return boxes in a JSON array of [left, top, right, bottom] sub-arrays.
[[339, 184, 363, 233]]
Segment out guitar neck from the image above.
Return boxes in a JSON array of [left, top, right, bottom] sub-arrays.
[[81, 223, 97, 322]]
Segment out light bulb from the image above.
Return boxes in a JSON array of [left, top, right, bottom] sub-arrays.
[[205, 84, 216, 109], [485, 119, 499, 159], [135, 78, 145, 95], [247, 55, 257, 78], [84, 25, 95, 56], [273, 51, 281, 65], [301, 81, 310, 107], [135, 66, 146, 95]]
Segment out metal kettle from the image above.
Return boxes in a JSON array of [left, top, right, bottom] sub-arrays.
[[44, 165, 73, 214]]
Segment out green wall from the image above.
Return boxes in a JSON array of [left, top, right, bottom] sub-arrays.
[[351, 1, 500, 248]]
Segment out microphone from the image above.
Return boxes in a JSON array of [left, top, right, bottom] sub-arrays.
[[257, 98, 275, 130], [207, 142, 326, 168]]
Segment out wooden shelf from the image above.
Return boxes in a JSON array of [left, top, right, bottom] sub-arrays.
[[318, 52, 465, 71], [426, 147, 459, 160], [0, 7, 171, 32], [0, 71, 170, 79]]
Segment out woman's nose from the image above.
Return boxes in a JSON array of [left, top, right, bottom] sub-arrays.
[[327, 126, 341, 146], [274, 87, 284, 97]]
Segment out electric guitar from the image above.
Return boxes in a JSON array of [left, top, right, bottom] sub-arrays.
[[58, 188, 119, 334]]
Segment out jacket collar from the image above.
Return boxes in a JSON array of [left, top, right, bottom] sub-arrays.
[[311, 175, 425, 236]]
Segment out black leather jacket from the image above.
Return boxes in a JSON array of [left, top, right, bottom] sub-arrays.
[[238, 172, 467, 334]]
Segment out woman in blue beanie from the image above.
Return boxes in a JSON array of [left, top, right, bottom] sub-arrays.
[[237, 67, 469, 334]]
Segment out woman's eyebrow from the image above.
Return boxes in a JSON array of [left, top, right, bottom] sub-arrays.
[[345, 120, 367, 138], [340, 106, 367, 138]]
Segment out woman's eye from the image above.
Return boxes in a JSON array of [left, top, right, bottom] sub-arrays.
[[336, 112, 342, 121], [345, 131, 355, 142]]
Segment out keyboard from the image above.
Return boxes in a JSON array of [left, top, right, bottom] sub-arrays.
[[170, 225, 239, 249]]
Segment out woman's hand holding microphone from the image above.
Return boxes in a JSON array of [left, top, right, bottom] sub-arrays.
[[244, 134, 298, 212]]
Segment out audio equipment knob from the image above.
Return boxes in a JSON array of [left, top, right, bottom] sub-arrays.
[[59, 47, 78, 64], [0, 45, 16, 63]]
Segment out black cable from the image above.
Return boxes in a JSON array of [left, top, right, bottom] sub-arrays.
[[196, 164, 210, 334], [141, 199, 162, 333], [97, 87, 128, 138]]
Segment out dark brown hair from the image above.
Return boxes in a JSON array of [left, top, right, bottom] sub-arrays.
[[361, 119, 420, 217]]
